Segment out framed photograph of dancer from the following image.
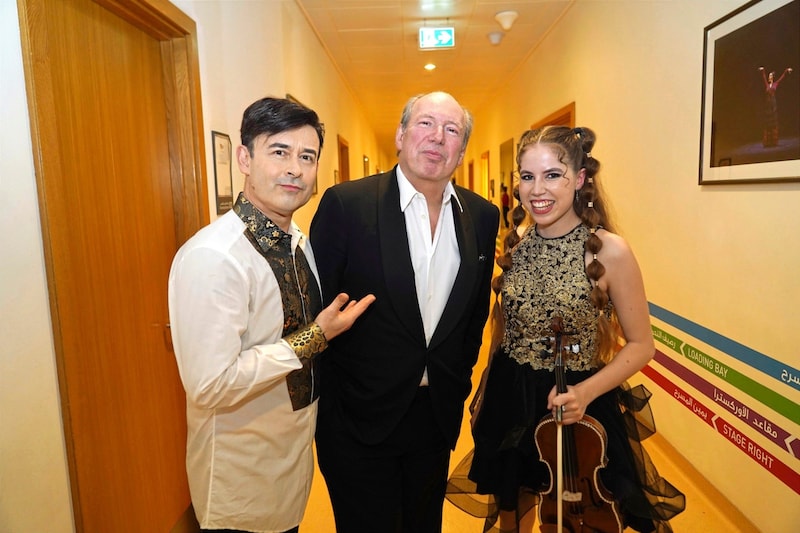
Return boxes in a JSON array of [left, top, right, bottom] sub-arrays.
[[699, 0, 800, 184]]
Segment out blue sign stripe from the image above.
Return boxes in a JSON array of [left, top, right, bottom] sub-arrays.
[[649, 302, 800, 390]]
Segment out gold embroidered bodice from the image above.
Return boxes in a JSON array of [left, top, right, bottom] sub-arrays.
[[501, 223, 608, 371]]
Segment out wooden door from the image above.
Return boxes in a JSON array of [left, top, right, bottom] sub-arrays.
[[337, 134, 350, 182], [17, 0, 208, 530], [531, 101, 576, 129], [481, 150, 490, 199], [499, 137, 515, 203]]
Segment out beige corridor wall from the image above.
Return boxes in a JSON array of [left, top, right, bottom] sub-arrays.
[[464, 1, 800, 531], [0, 2, 74, 532]]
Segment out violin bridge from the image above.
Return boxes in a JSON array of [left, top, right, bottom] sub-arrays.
[[562, 490, 583, 502]]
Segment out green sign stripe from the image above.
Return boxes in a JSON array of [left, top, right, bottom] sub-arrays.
[[650, 303, 798, 390], [723, 369, 799, 423], [653, 326, 800, 424]]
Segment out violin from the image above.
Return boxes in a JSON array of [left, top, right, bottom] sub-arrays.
[[533, 316, 623, 533]]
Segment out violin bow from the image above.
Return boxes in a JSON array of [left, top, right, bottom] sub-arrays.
[[557, 405, 563, 533], [552, 317, 567, 533]]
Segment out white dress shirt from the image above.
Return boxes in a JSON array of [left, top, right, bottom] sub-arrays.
[[396, 168, 462, 385], [168, 208, 320, 532]]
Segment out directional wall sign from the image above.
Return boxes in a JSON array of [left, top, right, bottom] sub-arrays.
[[419, 27, 455, 49]]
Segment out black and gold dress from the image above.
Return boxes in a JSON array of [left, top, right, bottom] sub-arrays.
[[446, 224, 685, 533]]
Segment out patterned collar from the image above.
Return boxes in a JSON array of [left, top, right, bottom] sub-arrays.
[[232, 192, 290, 252]]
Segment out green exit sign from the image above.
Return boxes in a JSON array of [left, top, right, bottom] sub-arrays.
[[419, 27, 455, 49]]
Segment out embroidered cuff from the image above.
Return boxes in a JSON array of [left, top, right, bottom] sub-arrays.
[[284, 322, 328, 360]]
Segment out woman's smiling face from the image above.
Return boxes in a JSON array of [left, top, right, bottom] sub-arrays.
[[517, 143, 585, 238]]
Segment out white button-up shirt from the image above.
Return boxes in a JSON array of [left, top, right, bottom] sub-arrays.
[[397, 168, 461, 385], [168, 208, 320, 532]]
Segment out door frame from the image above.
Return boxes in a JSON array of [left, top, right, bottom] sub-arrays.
[[531, 101, 576, 129], [17, 0, 208, 529]]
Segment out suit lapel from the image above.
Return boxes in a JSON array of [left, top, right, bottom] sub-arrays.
[[378, 171, 426, 344]]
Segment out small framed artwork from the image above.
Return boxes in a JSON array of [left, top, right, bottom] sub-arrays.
[[212, 131, 234, 213], [699, 0, 799, 184]]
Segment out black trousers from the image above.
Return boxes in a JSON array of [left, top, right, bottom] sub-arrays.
[[316, 387, 451, 533]]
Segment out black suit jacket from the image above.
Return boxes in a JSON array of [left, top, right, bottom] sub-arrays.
[[310, 168, 499, 449]]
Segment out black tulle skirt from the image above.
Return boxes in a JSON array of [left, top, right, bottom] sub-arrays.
[[446, 348, 685, 533]]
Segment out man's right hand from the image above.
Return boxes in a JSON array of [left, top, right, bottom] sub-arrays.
[[315, 293, 376, 340]]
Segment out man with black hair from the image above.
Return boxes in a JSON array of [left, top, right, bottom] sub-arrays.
[[169, 97, 374, 533]]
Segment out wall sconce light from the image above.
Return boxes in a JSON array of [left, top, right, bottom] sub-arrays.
[[495, 10, 518, 31], [487, 31, 504, 45]]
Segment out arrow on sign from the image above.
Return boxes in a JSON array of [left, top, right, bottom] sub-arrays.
[[436, 30, 452, 45]]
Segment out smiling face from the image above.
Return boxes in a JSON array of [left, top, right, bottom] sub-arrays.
[[237, 126, 320, 232], [517, 143, 585, 238], [395, 92, 466, 189]]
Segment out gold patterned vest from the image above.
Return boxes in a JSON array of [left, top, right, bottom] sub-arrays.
[[501, 223, 608, 371]]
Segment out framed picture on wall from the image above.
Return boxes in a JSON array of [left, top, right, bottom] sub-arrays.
[[212, 130, 234, 213], [699, 0, 800, 184]]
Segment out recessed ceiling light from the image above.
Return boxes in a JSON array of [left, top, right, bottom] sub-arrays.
[[424, 63, 436, 71]]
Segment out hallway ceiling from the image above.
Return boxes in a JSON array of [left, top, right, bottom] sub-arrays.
[[295, 0, 573, 157]]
